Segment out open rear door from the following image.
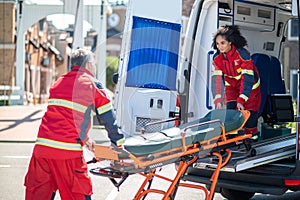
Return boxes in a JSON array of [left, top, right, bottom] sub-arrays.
[[293, 0, 300, 160], [114, 0, 182, 136]]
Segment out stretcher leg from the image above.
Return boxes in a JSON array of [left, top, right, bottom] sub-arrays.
[[133, 149, 232, 200], [208, 149, 232, 200], [134, 170, 165, 200], [133, 156, 198, 200], [164, 156, 198, 199], [133, 156, 209, 200]]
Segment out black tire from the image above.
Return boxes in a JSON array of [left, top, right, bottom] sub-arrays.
[[249, 148, 257, 157], [220, 188, 255, 200]]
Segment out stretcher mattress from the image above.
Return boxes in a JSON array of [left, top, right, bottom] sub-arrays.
[[123, 109, 246, 156]]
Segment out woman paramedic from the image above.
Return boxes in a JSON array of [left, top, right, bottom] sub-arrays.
[[211, 25, 261, 135]]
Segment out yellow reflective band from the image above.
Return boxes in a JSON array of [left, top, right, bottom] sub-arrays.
[[228, 131, 238, 135], [36, 138, 82, 151], [252, 79, 260, 90], [214, 94, 222, 101], [241, 69, 254, 75], [240, 94, 249, 101], [97, 103, 112, 115], [225, 81, 230, 86], [116, 137, 125, 145], [226, 74, 241, 80], [48, 98, 87, 113], [212, 70, 222, 76]]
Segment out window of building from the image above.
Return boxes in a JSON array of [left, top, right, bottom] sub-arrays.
[[290, 69, 298, 100], [288, 18, 299, 41]]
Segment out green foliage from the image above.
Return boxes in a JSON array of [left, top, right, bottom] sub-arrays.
[[106, 56, 119, 91], [286, 101, 297, 133]]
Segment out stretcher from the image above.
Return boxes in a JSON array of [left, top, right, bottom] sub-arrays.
[[89, 109, 254, 200]]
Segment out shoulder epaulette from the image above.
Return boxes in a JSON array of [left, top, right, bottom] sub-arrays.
[[236, 48, 251, 60], [213, 51, 220, 60]]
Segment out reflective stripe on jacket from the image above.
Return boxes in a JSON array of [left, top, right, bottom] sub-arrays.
[[36, 137, 82, 151]]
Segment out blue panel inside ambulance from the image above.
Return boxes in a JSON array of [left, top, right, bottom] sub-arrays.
[[125, 16, 181, 90]]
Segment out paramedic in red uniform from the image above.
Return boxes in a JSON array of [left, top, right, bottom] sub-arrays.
[[211, 25, 261, 134], [24, 48, 125, 200]]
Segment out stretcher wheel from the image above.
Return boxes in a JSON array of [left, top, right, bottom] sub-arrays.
[[243, 138, 252, 151], [90, 167, 124, 179], [249, 148, 256, 157], [221, 188, 255, 200], [146, 154, 155, 161]]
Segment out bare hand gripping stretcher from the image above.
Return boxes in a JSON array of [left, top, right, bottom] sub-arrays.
[[90, 109, 253, 200]]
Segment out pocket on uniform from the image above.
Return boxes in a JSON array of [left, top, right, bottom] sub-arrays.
[[71, 157, 93, 196], [24, 156, 53, 191]]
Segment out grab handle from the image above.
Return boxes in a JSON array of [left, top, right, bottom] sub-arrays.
[[206, 50, 215, 110]]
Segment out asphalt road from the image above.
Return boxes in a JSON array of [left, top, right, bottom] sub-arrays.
[[1, 142, 300, 200]]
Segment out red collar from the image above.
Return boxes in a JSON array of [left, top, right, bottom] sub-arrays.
[[224, 44, 236, 59], [218, 44, 236, 61]]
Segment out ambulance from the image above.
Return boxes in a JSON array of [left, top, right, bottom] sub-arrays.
[[112, 0, 300, 199]]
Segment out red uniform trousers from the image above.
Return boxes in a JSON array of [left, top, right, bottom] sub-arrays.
[[24, 155, 92, 200]]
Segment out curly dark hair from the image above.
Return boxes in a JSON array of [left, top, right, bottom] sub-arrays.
[[212, 25, 248, 49]]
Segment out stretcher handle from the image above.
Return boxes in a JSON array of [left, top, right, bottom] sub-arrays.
[[181, 119, 224, 152], [140, 117, 179, 134], [182, 119, 224, 133]]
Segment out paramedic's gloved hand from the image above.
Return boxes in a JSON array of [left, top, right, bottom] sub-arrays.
[[237, 103, 245, 110], [215, 102, 222, 109], [85, 139, 96, 152]]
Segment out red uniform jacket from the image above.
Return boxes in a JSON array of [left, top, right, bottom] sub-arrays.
[[212, 45, 261, 111], [34, 66, 122, 159]]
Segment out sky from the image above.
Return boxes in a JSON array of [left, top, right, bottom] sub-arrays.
[[47, 14, 92, 33], [108, 0, 128, 4], [45, 0, 128, 35], [27, 0, 127, 5]]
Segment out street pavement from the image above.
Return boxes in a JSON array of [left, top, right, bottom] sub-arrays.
[[0, 104, 46, 142], [0, 104, 110, 143]]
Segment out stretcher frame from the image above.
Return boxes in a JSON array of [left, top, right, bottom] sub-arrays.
[[90, 110, 253, 200]]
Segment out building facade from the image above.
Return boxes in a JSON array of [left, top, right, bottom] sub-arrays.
[[0, 1, 15, 105]]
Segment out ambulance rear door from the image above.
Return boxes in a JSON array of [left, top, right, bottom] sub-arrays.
[[113, 0, 182, 136]]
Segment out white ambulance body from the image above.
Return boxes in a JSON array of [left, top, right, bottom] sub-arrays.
[[113, 0, 300, 198]]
